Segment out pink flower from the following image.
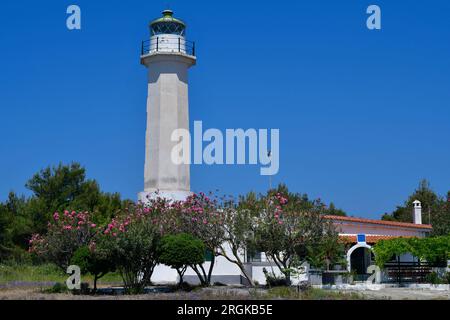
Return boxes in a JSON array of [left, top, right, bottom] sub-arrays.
[[91, 224, 97, 228], [53, 212, 60, 221]]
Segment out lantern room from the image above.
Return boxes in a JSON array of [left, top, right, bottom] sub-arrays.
[[143, 9, 195, 56]]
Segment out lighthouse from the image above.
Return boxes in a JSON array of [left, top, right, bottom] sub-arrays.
[[138, 10, 196, 202]]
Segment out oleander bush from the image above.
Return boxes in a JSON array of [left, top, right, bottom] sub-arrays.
[[29, 210, 99, 270], [101, 202, 164, 294]]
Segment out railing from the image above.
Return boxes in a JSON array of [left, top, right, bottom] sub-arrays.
[[383, 261, 433, 284], [141, 38, 196, 56]]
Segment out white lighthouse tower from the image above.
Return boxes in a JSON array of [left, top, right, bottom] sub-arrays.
[[138, 10, 196, 203]]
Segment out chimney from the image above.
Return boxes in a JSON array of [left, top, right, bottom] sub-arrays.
[[412, 200, 422, 224]]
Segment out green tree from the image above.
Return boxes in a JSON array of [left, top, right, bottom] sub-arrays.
[[382, 180, 442, 225], [71, 245, 114, 292], [306, 222, 345, 270], [324, 202, 347, 217], [0, 192, 34, 260], [0, 203, 11, 260], [432, 193, 450, 236], [1, 163, 130, 262], [158, 233, 205, 286], [25, 163, 128, 232], [26, 163, 87, 211]]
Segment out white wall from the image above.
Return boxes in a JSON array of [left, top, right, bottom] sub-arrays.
[[333, 222, 428, 238], [152, 242, 244, 285], [141, 53, 195, 195]]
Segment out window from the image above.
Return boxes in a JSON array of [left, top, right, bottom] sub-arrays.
[[151, 22, 185, 36], [357, 234, 366, 243], [204, 249, 213, 262], [247, 251, 262, 263]]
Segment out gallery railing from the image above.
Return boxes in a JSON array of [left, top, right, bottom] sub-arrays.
[[141, 38, 196, 56]]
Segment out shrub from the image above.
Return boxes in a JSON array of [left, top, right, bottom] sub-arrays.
[[43, 282, 69, 294], [179, 281, 195, 292], [425, 272, 450, 285], [71, 282, 91, 295], [425, 272, 444, 285], [263, 268, 288, 287], [1, 246, 32, 265], [70, 244, 114, 292], [158, 233, 205, 286]]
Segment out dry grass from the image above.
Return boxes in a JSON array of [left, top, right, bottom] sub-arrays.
[[0, 287, 247, 300], [0, 285, 365, 300]]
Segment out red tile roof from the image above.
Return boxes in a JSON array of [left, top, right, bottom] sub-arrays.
[[339, 234, 414, 244], [324, 215, 433, 230]]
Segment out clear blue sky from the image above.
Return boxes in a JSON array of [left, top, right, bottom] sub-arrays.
[[1, 1, 449, 219]]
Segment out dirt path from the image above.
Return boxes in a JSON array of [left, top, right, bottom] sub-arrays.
[[351, 288, 450, 300]]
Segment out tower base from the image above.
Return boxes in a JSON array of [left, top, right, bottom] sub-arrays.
[[138, 190, 192, 204]]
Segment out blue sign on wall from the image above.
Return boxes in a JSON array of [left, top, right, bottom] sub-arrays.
[[357, 234, 366, 243]]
